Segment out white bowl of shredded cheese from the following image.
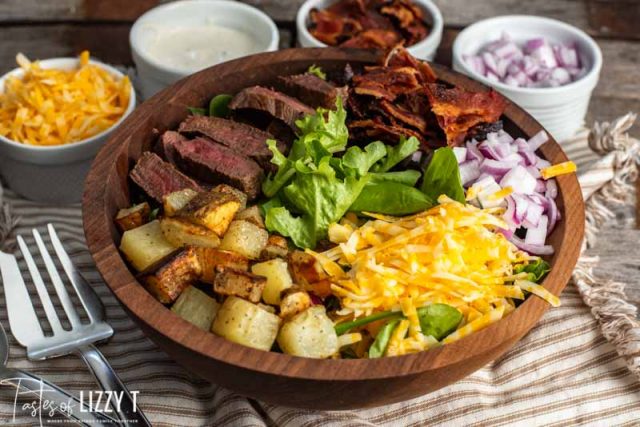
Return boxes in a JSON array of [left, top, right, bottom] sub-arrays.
[[0, 56, 135, 204]]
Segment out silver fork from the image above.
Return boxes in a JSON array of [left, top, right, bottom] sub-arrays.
[[1, 224, 150, 426]]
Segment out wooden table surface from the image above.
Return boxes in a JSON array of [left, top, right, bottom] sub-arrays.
[[1, 0, 639, 308]]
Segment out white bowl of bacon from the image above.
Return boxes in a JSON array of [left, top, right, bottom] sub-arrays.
[[452, 15, 602, 142], [297, 0, 443, 60]]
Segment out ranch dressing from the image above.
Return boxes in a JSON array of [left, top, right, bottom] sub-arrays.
[[144, 25, 260, 73]]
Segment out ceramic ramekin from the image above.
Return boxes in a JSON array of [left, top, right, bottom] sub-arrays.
[[296, 0, 443, 61], [0, 58, 135, 204], [453, 15, 602, 142], [130, 0, 279, 100]]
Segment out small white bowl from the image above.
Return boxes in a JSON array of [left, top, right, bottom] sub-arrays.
[[296, 0, 443, 61], [130, 0, 279, 100], [0, 58, 135, 204], [453, 15, 602, 142]]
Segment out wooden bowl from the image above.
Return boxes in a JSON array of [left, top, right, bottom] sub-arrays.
[[83, 48, 584, 410]]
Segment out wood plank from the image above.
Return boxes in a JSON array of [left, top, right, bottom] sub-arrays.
[[587, 0, 640, 40], [0, 25, 132, 74], [432, 0, 589, 30], [0, 0, 160, 22]]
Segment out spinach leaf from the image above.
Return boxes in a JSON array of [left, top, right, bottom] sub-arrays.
[[187, 107, 206, 116], [369, 170, 421, 186], [372, 136, 420, 172], [369, 319, 400, 358], [349, 182, 434, 215], [514, 258, 551, 283], [208, 94, 233, 117], [307, 64, 327, 80], [342, 141, 387, 177], [416, 304, 463, 340], [420, 147, 466, 204], [335, 310, 402, 335]]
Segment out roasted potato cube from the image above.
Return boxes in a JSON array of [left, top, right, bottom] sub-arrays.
[[219, 220, 268, 259], [279, 290, 312, 319], [115, 202, 150, 232], [163, 189, 199, 216], [160, 217, 220, 248], [195, 248, 249, 284], [306, 279, 333, 299], [235, 205, 264, 228], [120, 220, 177, 271], [260, 235, 289, 260], [288, 251, 328, 286], [211, 296, 280, 351], [277, 306, 338, 358], [251, 258, 293, 305], [177, 191, 241, 236], [142, 247, 201, 304], [213, 267, 266, 303], [213, 184, 248, 210], [171, 285, 220, 330]]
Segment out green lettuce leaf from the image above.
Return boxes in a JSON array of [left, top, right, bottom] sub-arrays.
[[307, 64, 326, 80], [514, 258, 551, 283], [266, 158, 368, 248], [372, 136, 420, 172], [341, 141, 387, 177], [420, 147, 465, 204]]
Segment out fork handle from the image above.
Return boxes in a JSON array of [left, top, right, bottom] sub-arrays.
[[0, 366, 118, 425], [76, 344, 151, 427]]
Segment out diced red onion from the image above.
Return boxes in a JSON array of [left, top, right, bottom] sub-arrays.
[[453, 147, 467, 163], [500, 165, 537, 194], [466, 141, 484, 162], [527, 130, 548, 151], [459, 160, 481, 185], [525, 215, 548, 245], [545, 178, 558, 199], [465, 33, 585, 88], [546, 196, 559, 235], [508, 235, 555, 255]]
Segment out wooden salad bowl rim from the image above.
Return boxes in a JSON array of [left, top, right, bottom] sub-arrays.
[[83, 48, 584, 386]]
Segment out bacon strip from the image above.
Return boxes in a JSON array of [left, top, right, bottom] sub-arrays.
[[425, 84, 506, 146]]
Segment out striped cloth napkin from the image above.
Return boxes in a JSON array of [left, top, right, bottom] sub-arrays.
[[0, 116, 639, 426]]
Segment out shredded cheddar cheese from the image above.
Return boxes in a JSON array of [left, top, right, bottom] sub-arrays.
[[314, 196, 560, 356], [540, 161, 577, 179], [0, 51, 131, 146]]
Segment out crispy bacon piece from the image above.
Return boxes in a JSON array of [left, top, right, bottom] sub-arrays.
[[352, 66, 421, 100], [426, 84, 507, 146], [340, 29, 403, 49], [349, 118, 427, 146], [379, 99, 427, 132], [310, 9, 361, 45], [384, 46, 436, 83], [308, 0, 429, 49]]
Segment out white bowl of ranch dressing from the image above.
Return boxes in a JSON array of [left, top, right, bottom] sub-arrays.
[[130, 0, 279, 99]]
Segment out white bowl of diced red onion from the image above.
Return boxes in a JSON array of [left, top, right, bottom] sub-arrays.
[[452, 15, 602, 142]]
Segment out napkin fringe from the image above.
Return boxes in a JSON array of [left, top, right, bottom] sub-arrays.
[[573, 112, 640, 377]]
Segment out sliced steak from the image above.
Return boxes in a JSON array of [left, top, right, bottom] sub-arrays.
[[178, 115, 278, 169], [275, 74, 348, 109], [155, 130, 186, 164], [228, 86, 315, 130], [172, 137, 263, 199], [130, 152, 202, 203]]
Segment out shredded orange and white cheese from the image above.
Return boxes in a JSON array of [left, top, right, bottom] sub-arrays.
[[540, 161, 577, 179], [311, 195, 560, 356], [0, 51, 131, 146]]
